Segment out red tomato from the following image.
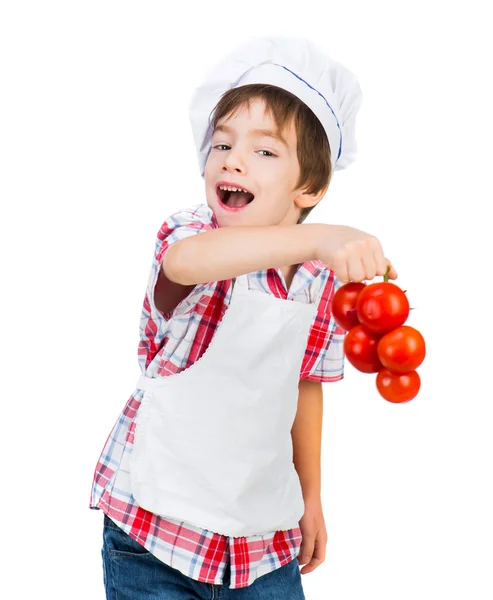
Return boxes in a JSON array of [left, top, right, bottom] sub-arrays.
[[343, 324, 384, 373], [356, 282, 409, 334], [377, 326, 426, 373], [330, 282, 367, 331], [376, 369, 421, 403]]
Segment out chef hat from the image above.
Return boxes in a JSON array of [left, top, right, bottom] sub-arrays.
[[188, 35, 363, 178]]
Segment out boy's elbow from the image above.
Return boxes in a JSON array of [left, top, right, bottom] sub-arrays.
[[161, 241, 191, 285]]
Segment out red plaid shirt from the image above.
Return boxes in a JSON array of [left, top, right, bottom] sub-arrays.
[[89, 203, 345, 589]]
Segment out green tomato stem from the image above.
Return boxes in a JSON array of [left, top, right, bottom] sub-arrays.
[[384, 265, 390, 283]]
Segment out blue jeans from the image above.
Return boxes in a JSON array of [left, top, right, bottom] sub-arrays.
[[101, 513, 306, 599]]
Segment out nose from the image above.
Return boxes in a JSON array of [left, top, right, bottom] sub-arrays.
[[221, 147, 246, 173]]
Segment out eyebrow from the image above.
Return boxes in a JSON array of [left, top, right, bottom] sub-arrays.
[[213, 124, 288, 148]]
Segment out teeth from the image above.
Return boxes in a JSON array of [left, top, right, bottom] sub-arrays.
[[218, 185, 250, 194]]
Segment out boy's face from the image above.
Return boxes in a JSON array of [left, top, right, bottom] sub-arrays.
[[205, 98, 322, 228]]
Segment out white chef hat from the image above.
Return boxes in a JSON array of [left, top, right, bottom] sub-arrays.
[[188, 35, 363, 178]]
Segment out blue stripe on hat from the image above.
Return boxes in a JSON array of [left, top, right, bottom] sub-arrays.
[[275, 63, 342, 162]]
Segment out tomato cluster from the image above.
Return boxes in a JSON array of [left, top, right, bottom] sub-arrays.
[[330, 269, 425, 403]]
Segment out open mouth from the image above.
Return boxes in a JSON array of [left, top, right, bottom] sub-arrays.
[[216, 185, 255, 209]]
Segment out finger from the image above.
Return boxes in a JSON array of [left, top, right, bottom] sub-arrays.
[[300, 556, 323, 574], [372, 247, 397, 280], [301, 556, 323, 574], [383, 256, 398, 280], [298, 550, 314, 566], [332, 254, 349, 284], [300, 538, 326, 574], [360, 252, 377, 281], [298, 540, 315, 566], [371, 241, 389, 277], [347, 254, 366, 283]]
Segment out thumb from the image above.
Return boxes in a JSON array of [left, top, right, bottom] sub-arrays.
[[384, 258, 398, 280], [297, 543, 314, 565]]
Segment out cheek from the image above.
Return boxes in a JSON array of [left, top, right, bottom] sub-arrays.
[[204, 151, 215, 172], [204, 162, 216, 187]]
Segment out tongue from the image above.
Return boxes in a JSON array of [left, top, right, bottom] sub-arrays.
[[228, 191, 251, 208]]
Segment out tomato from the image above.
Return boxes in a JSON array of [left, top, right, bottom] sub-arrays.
[[376, 368, 420, 403], [330, 282, 367, 331], [377, 326, 426, 373], [343, 324, 384, 373], [356, 282, 409, 334]]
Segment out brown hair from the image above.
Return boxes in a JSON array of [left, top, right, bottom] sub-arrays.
[[209, 84, 332, 224]]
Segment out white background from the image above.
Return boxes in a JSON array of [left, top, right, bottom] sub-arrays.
[[1, 1, 492, 598]]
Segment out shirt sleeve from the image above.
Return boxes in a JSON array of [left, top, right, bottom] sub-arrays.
[[145, 203, 218, 321], [302, 272, 346, 383], [138, 203, 218, 372]]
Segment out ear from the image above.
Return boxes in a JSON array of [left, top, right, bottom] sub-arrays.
[[293, 183, 329, 211]]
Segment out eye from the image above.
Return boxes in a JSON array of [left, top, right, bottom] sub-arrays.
[[212, 145, 276, 157]]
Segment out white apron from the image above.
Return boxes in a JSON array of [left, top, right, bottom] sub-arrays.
[[129, 273, 317, 537]]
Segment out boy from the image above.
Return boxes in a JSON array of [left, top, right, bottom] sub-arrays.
[[90, 36, 397, 598]]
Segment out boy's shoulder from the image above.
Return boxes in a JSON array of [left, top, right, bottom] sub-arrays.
[[164, 202, 215, 223], [157, 203, 217, 239]]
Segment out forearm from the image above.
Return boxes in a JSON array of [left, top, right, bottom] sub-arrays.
[[162, 223, 325, 285], [291, 380, 323, 504]]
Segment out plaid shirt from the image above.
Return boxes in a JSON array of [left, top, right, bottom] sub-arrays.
[[89, 203, 345, 589]]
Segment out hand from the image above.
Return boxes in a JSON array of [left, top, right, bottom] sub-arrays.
[[315, 224, 398, 284], [297, 500, 328, 575]]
